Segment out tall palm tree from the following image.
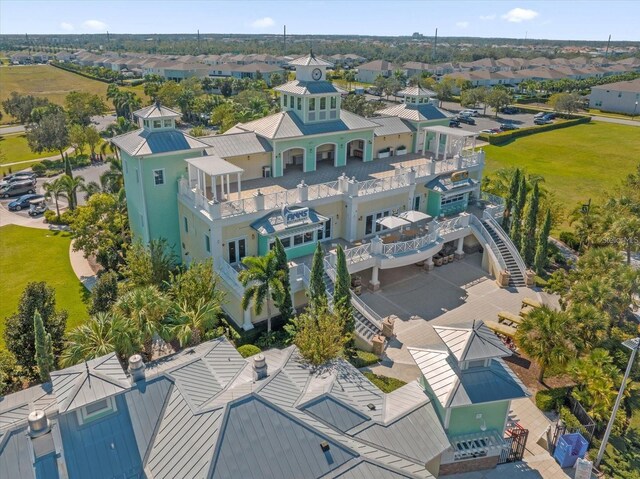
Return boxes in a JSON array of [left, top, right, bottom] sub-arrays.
[[169, 298, 221, 347], [515, 306, 578, 383], [99, 156, 124, 193], [238, 252, 286, 332], [60, 312, 139, 367], [114, 286, 171, 357], [43, 178, 65, 220], [58, 174, 86, 210]]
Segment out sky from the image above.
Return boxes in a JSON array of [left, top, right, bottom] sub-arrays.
[[1, 1, 639, 42]]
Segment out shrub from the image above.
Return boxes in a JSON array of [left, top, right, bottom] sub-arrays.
[[363, 372, 406, 393], [559, 231, 580, 251], [31, 162, 46, 176], [237, 344, 261, 358], [536, 387, 569, 411], [44, 209, 73, 225], [90, 271, 119, 314], [349, 349, 380, 368], [559, 405, 583, 431], [255, 330, 287, 349], [478, 116, 591, 145]]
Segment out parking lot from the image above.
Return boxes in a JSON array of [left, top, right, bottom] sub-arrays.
[[440, 101, 540, 134]]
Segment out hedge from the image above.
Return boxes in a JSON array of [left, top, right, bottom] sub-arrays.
[[535, 387, 569, 412], [50, 61, 114, 84], [349, 349, 380, 368], [478, 116, 591, 145], [237, 344, 261, 358]]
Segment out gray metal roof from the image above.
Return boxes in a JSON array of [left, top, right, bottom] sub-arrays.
[[275, 80, 346, 95], [210, 395, 357, 479], [398, 86, 437, 97], [50, 353, 130, 413], [202, 131, 272, 158], [169, 358, 223, 410], [434, 321, 512, 362], [330, 458, 417, 478], [0, 429, 35, 479], [134, 103, 181, 119], [302, 396, 369, 432], [354, 404, 450, 463], [371, 116, 415, 136], [250, 207, 328, 236], [186, 155, 244, 177], [375, 103, 450, 122], [408, 348, 459, 408], [112, 129, 209, 156], [236, 110, 378, 140], [289, 53, 333, 67]]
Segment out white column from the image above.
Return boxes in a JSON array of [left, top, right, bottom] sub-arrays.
[[242, 308, 254, 331], [455, 236, 465, 260], [219, 174, 225, 200], [226, 174, 231, 200], [369, 266, 380, 291], [237, 173, 242, 200], [211, 174, 217, 202], [444, 134, 450, 159]]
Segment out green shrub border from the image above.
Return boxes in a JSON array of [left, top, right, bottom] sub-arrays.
[[50, 61, 114, 84], [478, 115, 591, 145]]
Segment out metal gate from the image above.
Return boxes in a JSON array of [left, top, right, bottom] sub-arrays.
[[498, 423, 529, 464], [549, 397, 596, 454]]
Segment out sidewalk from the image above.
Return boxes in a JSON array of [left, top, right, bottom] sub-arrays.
[[69, 242, 98, 291]]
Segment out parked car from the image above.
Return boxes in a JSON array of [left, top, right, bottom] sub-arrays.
[[500, 107, 519, 114], [0, 180, 36, 198], [480, 128, 502, 134], [455, 115, 476, 125], [543, 113, 557, 120], [0, 173, 36, 186], [499, 123, 519, 131], [534, 112, 547, 119], [3, 171, 36, 182], [8, 193, 43, 211], [460, 109, 479, 117], [534, 118, 552, 125], [449, 119, 461, 128]]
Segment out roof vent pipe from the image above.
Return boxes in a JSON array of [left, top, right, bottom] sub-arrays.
[[128, 354, 146, 383], [253, 354, 268, 381], [27, 410, 50, 438]]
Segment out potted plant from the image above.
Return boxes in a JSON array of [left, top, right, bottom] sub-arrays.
[[378, 147, 391, 159], [396, 145, 407, 156]]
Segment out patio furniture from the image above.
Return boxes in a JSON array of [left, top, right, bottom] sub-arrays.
[[382, 235, 399, 244], [397, 210, 432, 224], [485, 320, 517, 338], [376, 215, 411, 230], [351, 275, 362, 287], [498, 311, 523, 327], [434, 255, 444, 266]]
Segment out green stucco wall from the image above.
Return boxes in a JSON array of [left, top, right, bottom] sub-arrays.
[[427, 191, 441, 217], [447, 401, 510, 436], [420, 376, 446, 426], [257, 234, 317, 259]]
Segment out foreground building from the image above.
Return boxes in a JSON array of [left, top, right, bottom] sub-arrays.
[[113, 53, 528, 344], [589, 77, 640, 114], [0, 334, 528, 478]]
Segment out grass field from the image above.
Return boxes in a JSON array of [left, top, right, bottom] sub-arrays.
[[484, 122, 640, 228], [0, 64, 148, 124], [0, 133, 59, 164], [0, 225, 89, 348]]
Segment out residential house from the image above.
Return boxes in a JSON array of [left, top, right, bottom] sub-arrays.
[[356, 60, 399, 83], [590, 78, 640, 114]]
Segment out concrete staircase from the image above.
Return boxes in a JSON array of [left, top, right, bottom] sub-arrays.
[[321, 272, 381, 344], [482, 220, 526, 287]]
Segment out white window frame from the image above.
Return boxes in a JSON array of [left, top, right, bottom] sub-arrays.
[[77, 396, 117, 425], [163, 119, 172, 128], [153, 168, 165, 186]]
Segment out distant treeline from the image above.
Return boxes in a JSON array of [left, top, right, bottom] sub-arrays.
[[1, 33, 638, 65]]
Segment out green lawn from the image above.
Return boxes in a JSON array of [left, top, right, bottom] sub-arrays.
[[0, 225, 89, 349], [484, 122, 640, 226], [0, 133, 60, 163]]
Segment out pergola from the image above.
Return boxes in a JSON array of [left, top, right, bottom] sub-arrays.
[[422, 125, 478, 159], [186, 155, 244, 202]]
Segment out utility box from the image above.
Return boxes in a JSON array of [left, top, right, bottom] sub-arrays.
[[553, 433, 588, 468]]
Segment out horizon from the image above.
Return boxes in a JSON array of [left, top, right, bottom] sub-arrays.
[[1, 0, 640, 42]]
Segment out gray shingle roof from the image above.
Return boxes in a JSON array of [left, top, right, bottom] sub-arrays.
[[375, 103, 450, 122], [235, 110, 378, 140], [112, 129, 209, 156], [275, 80, 346, 95], [202, 131, 273, 158], [134, 103, 181, 119]]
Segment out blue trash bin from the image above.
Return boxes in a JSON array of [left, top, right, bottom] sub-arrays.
[[553, 433, 589, 468]]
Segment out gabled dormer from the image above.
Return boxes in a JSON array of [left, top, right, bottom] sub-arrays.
[[134, 101, 181, 131]]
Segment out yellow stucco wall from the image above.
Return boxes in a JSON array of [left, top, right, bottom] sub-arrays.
[[373, 133, 414, 157], [178, 202, 215, 262], [355, 194, 408, 238], [224, 152, 272, 181]]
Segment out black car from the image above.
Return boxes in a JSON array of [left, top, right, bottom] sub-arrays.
[[542, 113, 557, 120], [8, 193, 44, 211], [456, 115, 476, 125], [449, 119, 461, 128], [500, 107, 519, 114], [499, 123, 519, 131]]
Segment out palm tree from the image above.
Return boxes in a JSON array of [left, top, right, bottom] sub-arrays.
[[606, 213, 640, 264], [58, 174, 86, 210], [515, 306, 578, 383], [99, 156, 124, 193], [43, 178, 65, 220], [114, 286, 171, 357], [60, 312, 139, 367], [238, 252, 286, 333], [169, 298, 221, 347]]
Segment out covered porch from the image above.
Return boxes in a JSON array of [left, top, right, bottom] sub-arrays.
[[422, 125, 479, 160], [186, 155, 245, 202]]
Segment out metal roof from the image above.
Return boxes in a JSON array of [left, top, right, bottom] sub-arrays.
[[275, 80, 346, 95], [187, 155, 244, 177], [251, 207, 329, 236], [134, 103, 181, 119], [433, 321, 512, 362], [202, 131, 272, 158], [236, 110, 378, 140], [112, 129, 209, 157], [371, 116, 414, 136], [331, 458, 417, 478], [289, 53, 333, 67], [301, 396, 369, 432], [375, 103, 450, 122], [398, 86, 437, 97], [169, 358, 223, 410], [210, 395, 357, 479], [424, 125, 479, 137]]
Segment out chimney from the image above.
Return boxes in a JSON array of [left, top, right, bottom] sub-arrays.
[[128, 354, 146, 383], [252, 354, 268, 381], [27, 410, 50, 438]]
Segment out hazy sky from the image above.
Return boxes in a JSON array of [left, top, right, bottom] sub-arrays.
[[1, 0, 639, 41]]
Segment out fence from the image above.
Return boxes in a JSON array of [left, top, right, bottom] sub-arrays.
[[549, 395, 597, 454], [498, 423, 529, 464]]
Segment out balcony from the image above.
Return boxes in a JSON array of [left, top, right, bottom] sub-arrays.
[[177, 150, 485, 222]]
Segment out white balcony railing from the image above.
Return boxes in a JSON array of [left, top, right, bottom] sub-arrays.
[[469, 214, 507, 272], [482, 211, 527, 276], [218, 259, 244, 296], [382, 229, 439, 256], [344, 243, 373, 265]]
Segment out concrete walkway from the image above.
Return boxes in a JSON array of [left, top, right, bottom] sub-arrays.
[[69, 242, 98, 291]]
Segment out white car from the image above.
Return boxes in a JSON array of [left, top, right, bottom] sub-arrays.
[[460, 109, 479, 117]]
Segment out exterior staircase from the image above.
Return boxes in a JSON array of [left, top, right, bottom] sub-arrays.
[[321, 272, 382, 344], [481, 219, 527, 287]]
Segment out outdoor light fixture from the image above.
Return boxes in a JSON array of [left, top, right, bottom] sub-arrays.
[[367, 403, 376, 411]]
